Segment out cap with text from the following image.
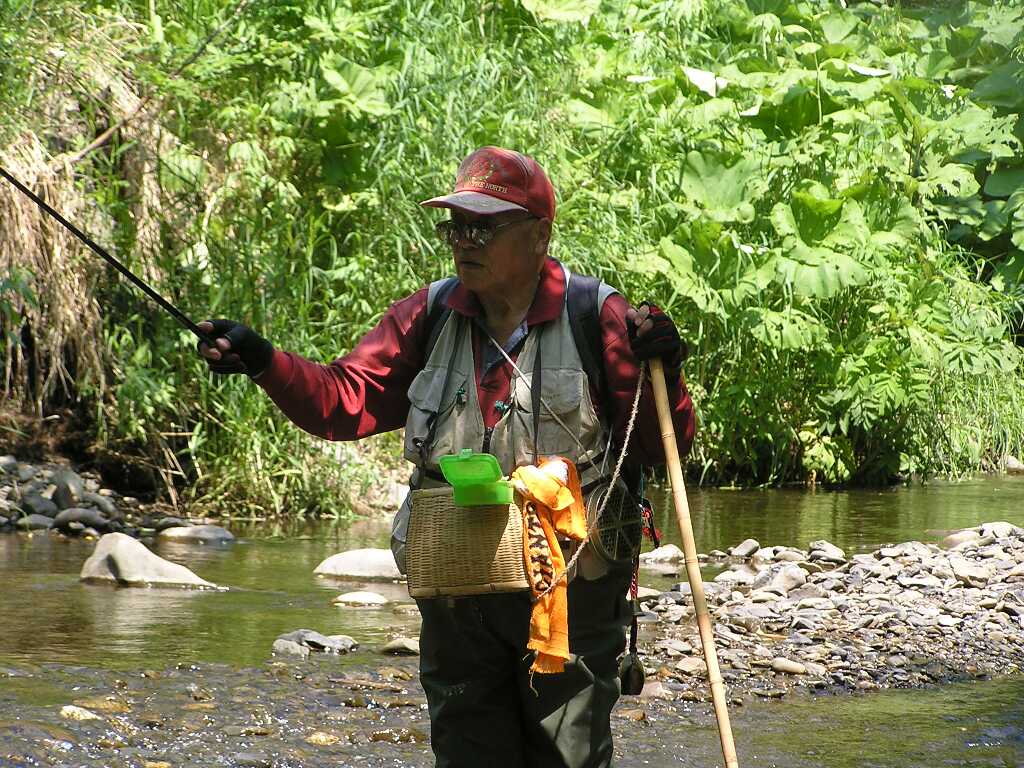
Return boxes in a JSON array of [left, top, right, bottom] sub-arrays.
[[421, 146, 556, 221]]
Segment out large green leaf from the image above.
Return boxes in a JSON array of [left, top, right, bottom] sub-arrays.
[[677, 151, 763, 223], [984, 166, 1024, 198], [971, 62, 1024, 111], [774, 241, 869, 298], [741, 307, 830, 350], [320, 56, 390, 117], [521, 0, 599, 23]]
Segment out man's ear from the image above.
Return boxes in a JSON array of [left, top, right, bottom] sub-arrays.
[[534, 218, 552, 262]]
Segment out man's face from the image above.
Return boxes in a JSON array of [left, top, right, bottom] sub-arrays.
[[446, 210, 550, 298]]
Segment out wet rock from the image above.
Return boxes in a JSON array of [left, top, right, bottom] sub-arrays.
[[751, 687, 787, 698], [730, 538, 760, 558], [80, 533, 217, 588], [333, 591, 389, 607], [942, 529, 982, 549], [53, 507, 110, 533], [276, 629, 357, 654], [15, 513, 53, 531], [714, 564, 760, 585], [20, 494, 58, 518], [314, 548, 402, 580], [82, 492, 119, 518], [231, 752, 272, 768], [158, 524, 235, 544], [639, 680, 676, 701], [17, 465, 36, 482], [272, 639, 310, 660], [639, 544, 683, 563], [306, 730, 340, 746], [153, 516, 192, 531], [381, 637, 419, 656], [0, 455, 17, 474], [52, 470, 84, 510]]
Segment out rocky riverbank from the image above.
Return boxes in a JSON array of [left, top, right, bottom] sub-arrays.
[[0, 456, 233, 541], [633, 521, 1024, 702]]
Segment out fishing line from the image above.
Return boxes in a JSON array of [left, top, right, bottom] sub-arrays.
[[0, 165, 214, 346]]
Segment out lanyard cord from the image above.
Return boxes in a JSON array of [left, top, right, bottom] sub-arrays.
[[482, 326, 646, 597]]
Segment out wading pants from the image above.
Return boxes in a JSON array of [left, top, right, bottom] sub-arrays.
[[416, 570, 632, 768]]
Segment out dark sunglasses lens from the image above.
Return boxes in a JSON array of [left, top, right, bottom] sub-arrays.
[[436, 220, 490, 248]]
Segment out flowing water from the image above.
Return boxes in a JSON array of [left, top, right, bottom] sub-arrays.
[[2, 476, 1024, 766]]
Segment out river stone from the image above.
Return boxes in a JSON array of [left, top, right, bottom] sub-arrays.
[[381, 637, 419, 655], [20, 494, 58, 518], [80, 532, 216, 588], [730, 538, 760, 558], [272, 639, 310, 659], [636, 586, 663, 600], [314, 548, 401, 580], [639, 544, 684, 563], [52, 470, 84, 510], [277, 629, 357, 654], [981, 521, 1024, 540], [17, 465, 36, 482], [751, 563, 808, 595], [1005, 456, 1024, 473], [942, 529, 982, 549], [333, 591, 389, 607], [775, 548, 807, 563], [0, 455, 17, 474], [53, 507, 110, 533], [809, 540, 846, 564], [15, 513, 53, 531], [1004, 563, 1024, 581], [153, 516, 193, 531], [60, 705, 101, 721], [771, 657, 807, 675], [897, 571, 942, 589], [714, 564, 760, 585], [158, 524, 234, 544], [949, 557, 992, 588], [675, 656, 707, 675], [82, 492, 119, 518]]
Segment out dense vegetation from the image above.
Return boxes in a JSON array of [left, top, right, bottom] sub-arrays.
[[1, 0, 1023, 514]]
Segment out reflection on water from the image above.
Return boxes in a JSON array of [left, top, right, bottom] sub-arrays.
[[2, 476, 1024, 671]]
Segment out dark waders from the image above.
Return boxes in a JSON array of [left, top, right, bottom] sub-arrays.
[[417, 569, 632, 768]]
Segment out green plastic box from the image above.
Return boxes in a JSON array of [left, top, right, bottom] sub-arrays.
[[438, 449, 513, 507]]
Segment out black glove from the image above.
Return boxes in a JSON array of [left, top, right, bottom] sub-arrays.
[[197, 319, 274, 377], [627, 303, 688, 379]]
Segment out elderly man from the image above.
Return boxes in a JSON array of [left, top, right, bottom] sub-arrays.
[[199, 146, 695, 768]]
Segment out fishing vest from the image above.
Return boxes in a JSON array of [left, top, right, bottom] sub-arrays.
[[403, 266, 616, 490]]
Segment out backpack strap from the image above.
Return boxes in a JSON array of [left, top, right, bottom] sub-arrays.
[[564, 267, 617, 412], [424, 277, 459, 364]]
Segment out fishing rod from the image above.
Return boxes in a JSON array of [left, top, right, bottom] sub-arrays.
[[0, 166, 214, 347]]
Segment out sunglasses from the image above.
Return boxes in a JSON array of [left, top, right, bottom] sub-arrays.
[[435, 215, 536, 249]]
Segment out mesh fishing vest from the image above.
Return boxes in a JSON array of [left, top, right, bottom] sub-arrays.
[[403, 265, 617, 490]]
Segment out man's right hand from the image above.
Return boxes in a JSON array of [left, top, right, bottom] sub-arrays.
[[197, 320, 274, 377]]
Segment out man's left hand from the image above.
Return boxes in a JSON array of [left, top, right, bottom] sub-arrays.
[[626, 303, 687, 379]]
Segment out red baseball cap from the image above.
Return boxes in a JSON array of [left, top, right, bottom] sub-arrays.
[[421, 146, 556, 221]]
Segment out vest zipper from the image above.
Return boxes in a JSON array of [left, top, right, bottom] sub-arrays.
[[482, 427, 494, 454]]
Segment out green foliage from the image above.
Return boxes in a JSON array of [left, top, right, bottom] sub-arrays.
[[3, 0, 1024, 509]]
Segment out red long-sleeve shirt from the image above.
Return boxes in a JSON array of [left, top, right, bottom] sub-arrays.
[[256, 258, 695, 466]]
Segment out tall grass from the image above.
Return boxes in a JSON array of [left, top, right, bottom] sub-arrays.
[[1, 0, 1023, 513]]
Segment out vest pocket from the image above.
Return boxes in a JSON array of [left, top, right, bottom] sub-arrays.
[[405, 367, 466, 464], [512, 368, 585, 459]]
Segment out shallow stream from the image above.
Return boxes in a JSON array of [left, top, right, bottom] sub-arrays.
[[3, 477, 1024, 766]]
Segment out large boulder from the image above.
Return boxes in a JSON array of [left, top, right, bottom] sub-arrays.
[[80, 533, 216, 588], [314, 548, 401, 580], [158, 524, 234, 544]]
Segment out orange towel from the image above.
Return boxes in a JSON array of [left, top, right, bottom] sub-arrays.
[[511, 458, 588, 675]]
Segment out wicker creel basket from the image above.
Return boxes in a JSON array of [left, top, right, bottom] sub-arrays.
[[406, 486, 530, 598]]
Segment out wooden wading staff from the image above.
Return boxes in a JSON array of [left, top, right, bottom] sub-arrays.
[[650, 357, 739, 768]]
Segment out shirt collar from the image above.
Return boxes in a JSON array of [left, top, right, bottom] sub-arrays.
[[445, 257, 565, 327]]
